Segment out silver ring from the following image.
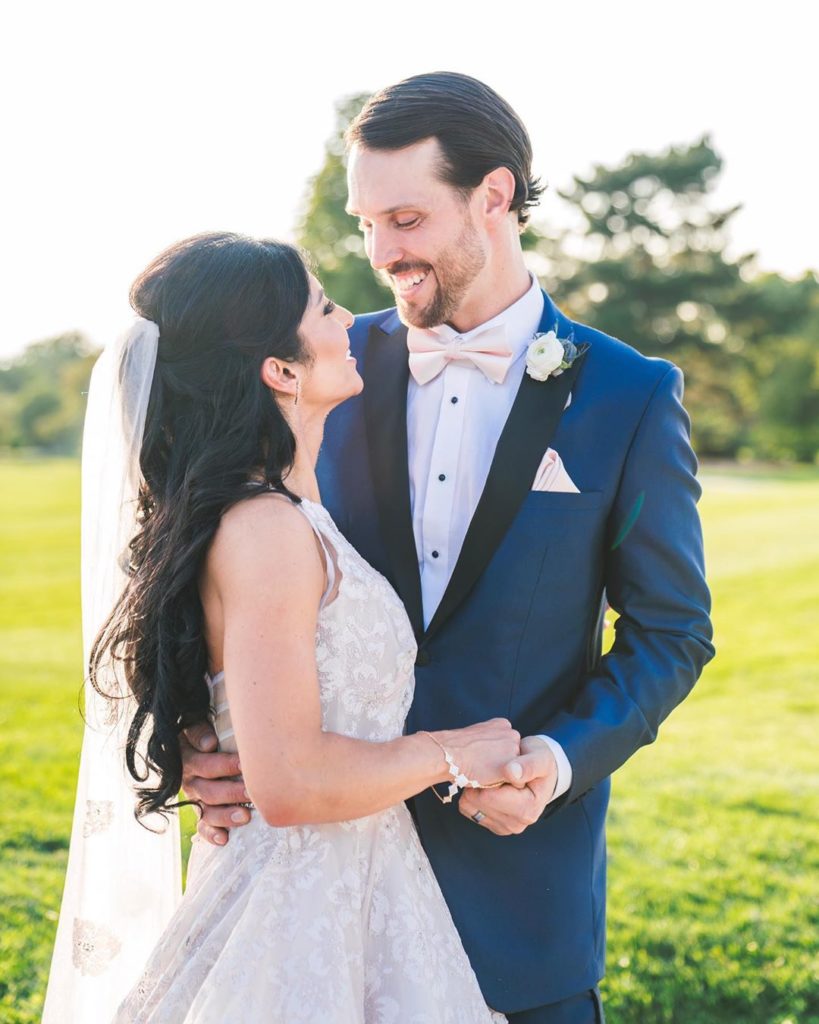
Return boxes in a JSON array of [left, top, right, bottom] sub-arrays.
[[471, 810, 486, 824]]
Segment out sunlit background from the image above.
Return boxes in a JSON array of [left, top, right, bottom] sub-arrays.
[[1, 0, 815, 359]]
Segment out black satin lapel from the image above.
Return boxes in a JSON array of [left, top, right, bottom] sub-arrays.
[[363, 322, 424, 639], [424, 345, 589, 642]]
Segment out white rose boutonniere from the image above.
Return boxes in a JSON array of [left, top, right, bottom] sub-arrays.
[[525, 331, 580, 381]]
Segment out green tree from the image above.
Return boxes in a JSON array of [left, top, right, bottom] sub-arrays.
[[296, 93, 392, 313], [751, 336, 819, 461], [741, 274, 819, 462], [0, 333, 98, 453], [528, 136, 758, 456]]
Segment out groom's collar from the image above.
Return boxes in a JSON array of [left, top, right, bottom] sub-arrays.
[[409, 274, 543, 358], [376, 285, 574, 345]]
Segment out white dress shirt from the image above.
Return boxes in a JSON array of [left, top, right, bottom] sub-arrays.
[[406, 275, 572, 802]]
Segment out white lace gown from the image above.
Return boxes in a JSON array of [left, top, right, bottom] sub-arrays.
[[115, 499, 506, 1023]]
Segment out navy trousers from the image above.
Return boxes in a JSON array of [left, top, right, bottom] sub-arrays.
[[505, 987, 605, 1024]]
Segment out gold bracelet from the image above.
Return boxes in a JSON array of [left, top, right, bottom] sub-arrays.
[[419, 731, 505, 804]]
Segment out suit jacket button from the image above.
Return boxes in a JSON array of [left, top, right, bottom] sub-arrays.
[[415, 650, 430, 667]]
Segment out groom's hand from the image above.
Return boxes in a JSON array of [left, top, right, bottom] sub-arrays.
[[181, 722, 250, 846], [458, 736, 558, 836]]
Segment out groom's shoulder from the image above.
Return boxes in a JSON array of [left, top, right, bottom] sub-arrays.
[[349, 307, 399, 350], [572, 317, 678, 395]]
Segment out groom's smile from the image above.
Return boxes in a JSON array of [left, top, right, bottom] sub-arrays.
[[388, 263, 436, 309], [346, 138, 491, 332], [391, 267, 429, 296]]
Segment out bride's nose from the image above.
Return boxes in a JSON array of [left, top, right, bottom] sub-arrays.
[[335, 304, 354, 330]]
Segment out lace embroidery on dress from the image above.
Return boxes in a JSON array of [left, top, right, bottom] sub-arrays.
[[82, 799, 115, 837], [114, 499, 506, 1023], [72, 918, 122, 976]]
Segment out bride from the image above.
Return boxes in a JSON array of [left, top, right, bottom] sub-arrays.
[[45, 232, 516, 1022]]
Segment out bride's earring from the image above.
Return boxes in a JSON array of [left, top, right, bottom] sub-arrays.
[[294, 378, 301, 406]]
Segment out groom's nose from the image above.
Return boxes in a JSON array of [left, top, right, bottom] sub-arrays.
[[367, 226, 402, 271]]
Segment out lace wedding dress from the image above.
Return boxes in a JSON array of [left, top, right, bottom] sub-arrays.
[[115, 498, 506, 1023]]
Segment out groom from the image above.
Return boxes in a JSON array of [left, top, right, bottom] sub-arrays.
[[183, 73, 714, 1022]]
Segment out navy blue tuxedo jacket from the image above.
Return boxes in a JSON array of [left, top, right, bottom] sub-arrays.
[[316, 291, 714, 1013]]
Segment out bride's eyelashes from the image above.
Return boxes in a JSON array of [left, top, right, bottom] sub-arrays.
[[323, 300, 336, 315]]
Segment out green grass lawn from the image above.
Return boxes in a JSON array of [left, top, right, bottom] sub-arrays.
[[1, 458, 817, 1023]]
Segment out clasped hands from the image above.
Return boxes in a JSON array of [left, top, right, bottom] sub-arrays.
[[181, 726, 558, 845], [457, 735, 559, 836]]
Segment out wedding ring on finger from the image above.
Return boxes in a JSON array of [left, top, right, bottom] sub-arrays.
[[471, 810, 486, 825]]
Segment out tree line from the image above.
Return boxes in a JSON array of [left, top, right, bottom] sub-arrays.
[[2, 95, 817, 462]]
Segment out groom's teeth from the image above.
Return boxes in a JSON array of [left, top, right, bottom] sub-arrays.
[[395, 271, 428, 293]]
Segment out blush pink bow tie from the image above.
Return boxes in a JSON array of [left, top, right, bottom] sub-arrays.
[[406, 325, 515, 385]]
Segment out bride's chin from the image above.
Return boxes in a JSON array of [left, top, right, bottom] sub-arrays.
[[330, 377, 364, 407]]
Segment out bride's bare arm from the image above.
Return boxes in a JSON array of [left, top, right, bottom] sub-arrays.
[[200, 495, 519, 827]]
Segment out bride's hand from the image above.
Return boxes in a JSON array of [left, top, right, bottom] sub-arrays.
[[431, 718, 521, 789]]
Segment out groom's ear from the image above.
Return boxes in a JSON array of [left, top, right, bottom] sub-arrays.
[[481, 166, 517, 223]]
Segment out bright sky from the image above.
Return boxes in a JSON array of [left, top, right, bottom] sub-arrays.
[[1, 0, 815, 361]]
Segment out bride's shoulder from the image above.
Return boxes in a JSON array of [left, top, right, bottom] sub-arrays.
[[206, 493, 323, 595], [217, 490, 314, 546]]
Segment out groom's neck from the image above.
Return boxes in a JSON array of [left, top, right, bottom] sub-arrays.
[[446, 246, 532, 335]]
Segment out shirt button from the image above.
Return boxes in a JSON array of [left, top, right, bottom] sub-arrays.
[[431, 550, 440, 559], [450, 396, 459, 404], [438, 473, 446, 482]]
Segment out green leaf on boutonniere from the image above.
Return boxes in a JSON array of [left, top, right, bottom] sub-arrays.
[[611, 491, 645, 550]]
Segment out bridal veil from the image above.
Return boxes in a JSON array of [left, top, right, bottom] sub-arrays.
[[42, 320, 182, 1022]]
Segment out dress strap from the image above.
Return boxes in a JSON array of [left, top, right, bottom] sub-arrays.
[[298, 505, 339, 609], [265, 492, 340, 609]]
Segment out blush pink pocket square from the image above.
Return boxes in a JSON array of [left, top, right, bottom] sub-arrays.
[[531, 448, 580, 492]]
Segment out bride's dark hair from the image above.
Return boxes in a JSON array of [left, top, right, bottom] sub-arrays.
[[90, 231, 312, 822]]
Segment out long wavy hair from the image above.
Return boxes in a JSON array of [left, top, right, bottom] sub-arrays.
[[90, 232, 312, 822]]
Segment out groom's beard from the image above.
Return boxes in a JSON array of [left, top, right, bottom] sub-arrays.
[[382, 219, 486, 330]]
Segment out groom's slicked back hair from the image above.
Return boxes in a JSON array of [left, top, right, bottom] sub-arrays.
[[346, 72, 543, 227]]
